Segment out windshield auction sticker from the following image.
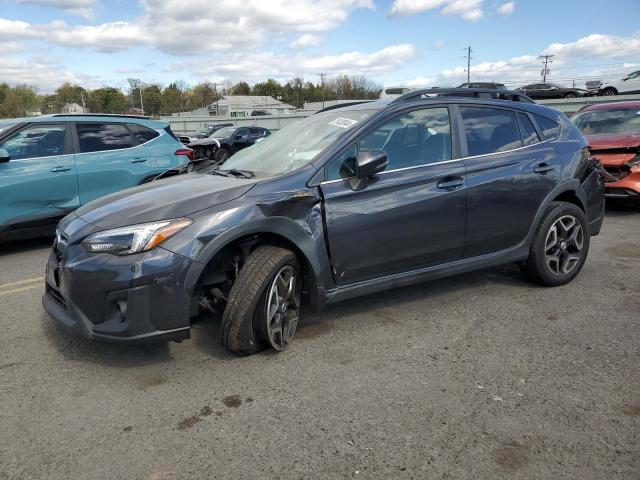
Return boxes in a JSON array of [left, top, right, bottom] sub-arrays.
[[329, 118, 359, 129]]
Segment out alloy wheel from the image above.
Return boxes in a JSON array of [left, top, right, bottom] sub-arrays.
[[544, 215, 584, 276], [265, 265, 301, 350]]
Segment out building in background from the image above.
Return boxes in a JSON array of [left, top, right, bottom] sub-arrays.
[[61, 102, 85, 114], [173, 96, 296, 118]]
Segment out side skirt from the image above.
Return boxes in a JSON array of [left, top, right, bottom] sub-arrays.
[[323, 244, 530, 306]]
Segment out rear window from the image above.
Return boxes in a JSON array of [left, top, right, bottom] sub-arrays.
[[128, 123, 159, 144], [534, 114, 560, 140], [518, 113, 541, 146], [461, 107, 521, 157], [76, 123, 133, 153]]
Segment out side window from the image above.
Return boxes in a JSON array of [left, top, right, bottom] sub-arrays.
[[76, 123, 133, 153], [249, 127, 263, 136], [0, 124, 66, 160], [517, 112, 541, 146], [235, 128, 248, 138], [460, 107, 521, 157], [533, 114, 560, 140], [127, 123, 159, 144]]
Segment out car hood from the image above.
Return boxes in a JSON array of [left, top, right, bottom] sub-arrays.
[[75, 173, 258, 229], [188, 137, 221, 147], [587, 134, 640, 166], [587, 133, 640, 150]]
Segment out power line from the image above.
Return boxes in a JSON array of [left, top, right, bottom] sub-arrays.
[[316, 73, 326, 109], [539, 54, 555, 82]]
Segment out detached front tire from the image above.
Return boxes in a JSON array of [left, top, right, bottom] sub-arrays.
[[221, 246, 302, 355], [521, 201, 590, 286]]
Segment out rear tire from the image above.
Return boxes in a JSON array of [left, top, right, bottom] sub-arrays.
[[601, 87, 617, 96], [564, 92, 577, 98], [520, 202, 590, 286], [221, 246, 301, 355]]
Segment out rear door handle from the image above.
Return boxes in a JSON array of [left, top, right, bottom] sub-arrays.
[[437, 176, 464, 190], [130, 157, 147, 163], [50, 166, 71, 173], [534, 163, 554, 174]]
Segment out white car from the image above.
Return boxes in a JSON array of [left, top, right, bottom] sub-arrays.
[[379, 86, 415, 99], [599, 70, 640, 96]]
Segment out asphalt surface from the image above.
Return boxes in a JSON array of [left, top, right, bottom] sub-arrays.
[[0, 204, 638, 480]]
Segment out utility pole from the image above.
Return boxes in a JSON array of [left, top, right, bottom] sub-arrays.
[[317, 73, 326, 109], [539, 54, 554, 83], [464, 46, 472, 83]]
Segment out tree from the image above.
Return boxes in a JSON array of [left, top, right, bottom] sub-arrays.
[[162, 83, 184, 114], [142, 84, 162, 115], [229, 81, 251, 96], [251, 79, 282, 98], [87, 87, 128, 114]]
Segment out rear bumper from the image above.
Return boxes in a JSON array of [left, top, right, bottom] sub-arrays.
[[42, 243, 194, 343], [604, 173, 640, 203]]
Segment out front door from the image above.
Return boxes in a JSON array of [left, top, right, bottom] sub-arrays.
[[320, 106, 467, 285], [0, 122, 78, 229]]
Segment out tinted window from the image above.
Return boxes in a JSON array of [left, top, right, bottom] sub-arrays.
[[326, 107, 451, 180], [517, 113, 540, 146], [0, 124, 66, 160], [128, 123, 159, 144], [534, 114, 560, 140], [461, 107, 521, 156], [76, 123, 133, 153]]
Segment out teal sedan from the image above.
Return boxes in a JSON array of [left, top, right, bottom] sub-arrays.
[[0, 114, 192, 241]]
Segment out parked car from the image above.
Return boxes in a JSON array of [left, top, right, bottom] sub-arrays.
[[43, 89, 605, 355], [179, 123, 233, 145], [188, 126, 271, 164], [250, 110, 272, 116], [0, 114, 192, 241], [572, 100, 640, 205], [516, 83, 591, 99], [379, 86, 415, 99], [458, 82, 506, 89], [598, 70, 640, 96]]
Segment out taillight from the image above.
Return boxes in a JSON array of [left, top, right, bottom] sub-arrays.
[[175, 148, 194, 161]]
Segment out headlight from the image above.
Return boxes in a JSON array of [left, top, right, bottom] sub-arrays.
[[82, 218, 192, 255]]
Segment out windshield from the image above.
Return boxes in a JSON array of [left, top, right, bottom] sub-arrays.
[[572, 108, 640, 135], [212, 127, 237, 138], [219, 109, 375, 178]]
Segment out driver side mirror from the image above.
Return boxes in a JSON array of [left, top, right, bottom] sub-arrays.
[[0, 148, 9, 163], [349, 149, 388, 190]]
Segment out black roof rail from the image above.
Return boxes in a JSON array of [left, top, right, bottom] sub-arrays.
[[391, 88, 535, 104], [50, 113, 152, 119], [315, 100, 374, 114]]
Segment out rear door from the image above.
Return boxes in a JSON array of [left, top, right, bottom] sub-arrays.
[[0, 122, 78, 229], [320, 106, 467, 285], [460, 106, 561, 257], [74, 122, 151, 204]]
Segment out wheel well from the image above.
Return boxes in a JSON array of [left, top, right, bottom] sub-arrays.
[[553, 190, 584, 211], [193, 232, 317, 315]]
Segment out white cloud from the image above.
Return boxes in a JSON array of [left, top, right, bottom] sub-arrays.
[[398, 76, 436, 88], [434, 40, 445, 50], [17, 0, 98, 19], [497, 1, 515, 15], [0, 18, 39, 41], [47, 21, 150, 52], [290, 34, 325, 49], [0, 56, 97, 91], [547, 33, 640, 60], [167, 44, 417, 83], [389, 0, 483, 21]]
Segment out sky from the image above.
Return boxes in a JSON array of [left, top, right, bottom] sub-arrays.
[[0, 0, 639, 93]]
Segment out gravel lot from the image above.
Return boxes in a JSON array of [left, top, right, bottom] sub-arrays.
[[0, 204, 638, 480]]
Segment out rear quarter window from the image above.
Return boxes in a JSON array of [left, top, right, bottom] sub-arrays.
[[128, 123, 159, 144], [534, 114, 560, 140]]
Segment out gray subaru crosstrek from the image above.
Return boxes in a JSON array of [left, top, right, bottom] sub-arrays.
[[43, 89, 606, 355]]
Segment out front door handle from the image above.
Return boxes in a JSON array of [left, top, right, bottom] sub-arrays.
[[130, 157, 147, 163], [437, 176, 464, 190], [534, 163, 554, 174], [50, 166, 71, 173]]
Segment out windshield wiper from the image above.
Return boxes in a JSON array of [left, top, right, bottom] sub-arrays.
[[221, 168, 255, 179], [209, 169, 231, 177]]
